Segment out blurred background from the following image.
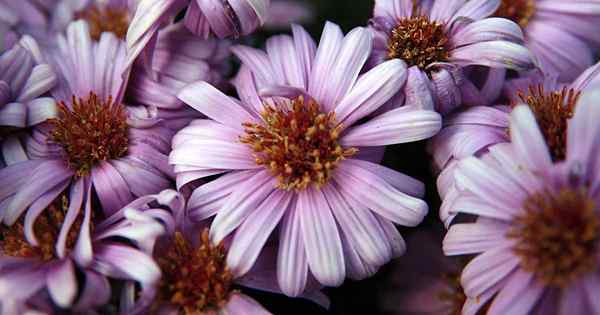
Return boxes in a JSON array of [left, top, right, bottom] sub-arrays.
[[243, 1, 444, 314]]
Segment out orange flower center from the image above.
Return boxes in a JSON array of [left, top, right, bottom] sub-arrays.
[[507, 189, 599, 287], [156, 230, 234, 314], [76, 4, 130, 41], [240, 96, 357, 191], [515, 85, 580, 161], [388, 16, 449, 70], [49, 92, 129, 177], [0, 195, 86, 261], [494, 0, 536, 29]]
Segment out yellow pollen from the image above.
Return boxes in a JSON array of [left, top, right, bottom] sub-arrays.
[[388, 16, 449, 70], [507, 189, 599, 288], [240, 96, 357, 191], [494, 0, 536, 29], [76, 4, 130, 41], [49, 92, 129, 177], [156, 230, 233, 314]]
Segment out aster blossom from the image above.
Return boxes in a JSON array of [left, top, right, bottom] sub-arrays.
[[0, 186, 177, 314], [368, 0, 535, 114], [431, 62, 600, 225], [0, 21, 174, 232], [442, 92, 600, 314], [119, 190, 290, 315], [171, 21, 442, 296]]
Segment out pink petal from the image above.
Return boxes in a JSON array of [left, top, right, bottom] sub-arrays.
[[277, 199, 308, 297]]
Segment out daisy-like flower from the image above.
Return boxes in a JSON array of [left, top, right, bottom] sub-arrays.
[[0, 36, 57, 160], [0, 186, 177, 314], [0, 21, 174, 229], [121, 190, 327, 315], [492, 0, 600, 81], [171, 22, 441, 295], [442, 93, 600, 314], [430, 62, 600, 225], [368, 0, 535, 114]]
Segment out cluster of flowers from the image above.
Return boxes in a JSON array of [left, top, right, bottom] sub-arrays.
[[0, 0, 599, 314]]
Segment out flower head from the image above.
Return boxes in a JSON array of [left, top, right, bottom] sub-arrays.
[[0, 21, 174, 232], [430, 63, 600, 225], [442, 90, 600, 314], [0, 187, 175, 314], [369, 0, 535, 114], [171, 22, 441, 295]]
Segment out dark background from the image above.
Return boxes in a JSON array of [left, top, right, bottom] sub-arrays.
[[243, 1, 442, 314]]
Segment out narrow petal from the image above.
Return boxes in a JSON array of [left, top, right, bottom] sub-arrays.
[[461, 247, 519, 297], [227, 190, 292, 277], [487, 269, 545, 315], [308, 21, 344, 109], [277, 199, 308, 297], [47, 260, 78, 308], [443, 222, 511, 256], [450, 41, 535, 72], [91, 161, 133, 216], [298, 188, 345, 286], [509, 105, 552, 170]]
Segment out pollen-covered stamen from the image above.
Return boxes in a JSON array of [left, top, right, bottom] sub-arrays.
[[494, 0, 536, 29], [516, 85, 580, 161], [50, 92, 129, 177], [240, 96, 357, 191], [76, 4, 130, 41], [0, 196, 87, 261], [507, 189, 599, 288], [156, 230, 233, 314], [388, 16, 450, 70]]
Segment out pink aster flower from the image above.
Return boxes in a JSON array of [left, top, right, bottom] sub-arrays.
[[442, 94, 600, 314], [0, 187, 177, 314], [0, 21, 175, 231], [120, 190, 327, 315], [368, 0, 535, 114], [492, 0, 600, 81], [1, 36, 57, 165], [431, 62, 600, 225], [171, 22, 442, 295]]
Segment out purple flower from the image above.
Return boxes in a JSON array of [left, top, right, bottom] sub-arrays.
[[0, 187, 176, 314], [431, 62, 600, 225], [0, 21, 175, 229], [369, 0, 535, 114], [442, 93, 600, 314], [170, 22, 441, 295], [493, 0, 600, 81], [0, 36, 57, 166], [121, 190, 327, 315]]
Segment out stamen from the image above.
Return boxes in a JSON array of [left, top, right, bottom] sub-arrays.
[[76, 4, 130, 41], [240, 96, 357, 191], [516, 85, 580, 161], [388, 16, 449, 70], [494, 0, 536, 29], [49, 92, 129, 177], [507, 189, 599, 287], [156, 230, 233, 314], [0, 195, 86, 261]]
